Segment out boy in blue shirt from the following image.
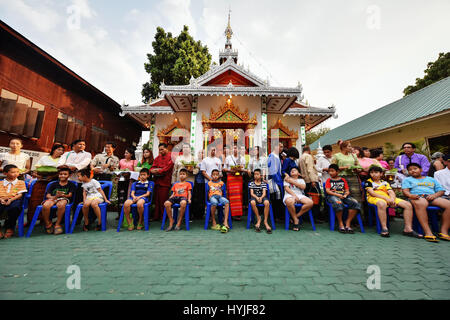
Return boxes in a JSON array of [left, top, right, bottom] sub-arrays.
[[402, 163, 450, 242], [122, 168, 152, 231]]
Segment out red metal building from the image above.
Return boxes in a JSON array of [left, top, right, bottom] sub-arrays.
[[0, 20, 141, 158]]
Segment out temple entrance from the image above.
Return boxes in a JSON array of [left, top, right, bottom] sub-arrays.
[[202, 100, 257, 154]]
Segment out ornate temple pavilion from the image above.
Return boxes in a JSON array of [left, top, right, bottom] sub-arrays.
[[121, 15, 337, 156]]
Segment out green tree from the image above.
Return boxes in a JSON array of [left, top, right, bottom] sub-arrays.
[[403, 52, 450, 96], [142, 26, 212, 102], [306, 127, 331, 145]]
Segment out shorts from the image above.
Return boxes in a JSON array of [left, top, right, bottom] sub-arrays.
[[209, 195, 229, 207], [250, 196, 269, 204], [283, 194, 308, 206], [326, 195, 361, 211], [367, 196, 404, 206], [86, 196, 104, 203], [167, 196, 187, 205], [42, 197, 70, 205], [128, 197, 149, 203]]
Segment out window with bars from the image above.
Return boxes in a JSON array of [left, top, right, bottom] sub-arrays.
[[54, 113, 86, 145], [0, 89, 45, 138], [90, 126, 109, 153]]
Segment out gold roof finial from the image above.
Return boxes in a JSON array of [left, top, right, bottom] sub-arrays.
[[225, 7, 233, 41]]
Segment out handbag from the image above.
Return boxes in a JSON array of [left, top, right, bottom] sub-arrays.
[[307, 184, 321, 205]]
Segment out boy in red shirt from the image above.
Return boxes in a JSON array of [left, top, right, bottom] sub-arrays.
[[325, 164, 361, 233], [164, 169, 192, 231]]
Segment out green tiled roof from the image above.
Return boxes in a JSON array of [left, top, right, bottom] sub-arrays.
[[311, 76, 450, 149]]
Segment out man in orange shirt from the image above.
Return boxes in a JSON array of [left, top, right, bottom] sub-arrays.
[[0, 165, 27, 239]]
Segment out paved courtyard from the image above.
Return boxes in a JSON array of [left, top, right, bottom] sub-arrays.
[[0, 213, 449, 300]]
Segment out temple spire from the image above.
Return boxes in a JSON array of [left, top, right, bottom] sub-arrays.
[[225, 8, 233, 42], [219, 8, 238, 65]]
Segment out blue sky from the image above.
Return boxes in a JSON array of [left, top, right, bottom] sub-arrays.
[[1, 0, 449, 129]]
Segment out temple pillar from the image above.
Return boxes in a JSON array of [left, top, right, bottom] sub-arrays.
[[261, 96, 268, 156]]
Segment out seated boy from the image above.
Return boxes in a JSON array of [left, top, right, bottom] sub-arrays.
[[77, 168, 111, 231], [283, 167, 314, 231], [366, 165, 414, 238], [325, 164, 361, 234], [402, 163, 450, 242], [41, 167, 77, 235], [249, 169, 272, 233], [123, 168, 152, 231], [164, 168, 192, 232], [207, 169, 230, 233], [0, 165, 27, 239]]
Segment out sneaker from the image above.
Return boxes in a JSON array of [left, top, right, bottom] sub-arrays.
[[211, 224, 222, 231]]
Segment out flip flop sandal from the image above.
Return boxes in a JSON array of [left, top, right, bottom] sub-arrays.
[[437, 233, 450, 241], [0, 231, 4, 240], [255, 226, 261, 233], [403, 230, 423, 239], [174, 226, 181, 231], [137, 223, 144, 230], [83, 224, 90, 232], [266, 228, 272, 234], [424, 235, 439, 243], [220, 225, 229, 233], [45, 224, 54, 234], [338, 227, 346, 233], [54, 225, 64, 235], [380, 229, 390, 237], [4, 230, 14, 239], [95, 224, 102, 231], [165, 225, 174, 232], [292, 224, 300, 232], [346, 227, 355, 234]]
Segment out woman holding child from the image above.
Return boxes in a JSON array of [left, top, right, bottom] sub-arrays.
[[332, 140, 364, 207]]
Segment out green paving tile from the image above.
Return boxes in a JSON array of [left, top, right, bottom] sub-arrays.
[[0, 213, 449, 300]]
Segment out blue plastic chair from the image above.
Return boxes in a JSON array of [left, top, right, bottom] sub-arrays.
[[204, 182, 232, 230], [323, 183, 365, 233], [69, 181, 113, 233], [246, 182, 276, 230], [284, 204, 316, 231], [282, 183, 315, 231], [161, 181, 193, 231], [362, 181, 391, 234], [412, 206, 440, 234], [15, 179, 37, 237], [26, 181, 77, 237], [117, 181, 154, 232]]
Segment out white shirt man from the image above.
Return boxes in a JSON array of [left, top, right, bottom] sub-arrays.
[[200, 150, 223, 183], [224, 154, 245, 171], [58, 141, 92, 182], [315, 145, 333, 185]]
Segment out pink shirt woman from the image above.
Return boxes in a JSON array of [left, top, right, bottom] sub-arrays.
[[119, 159, 137, 171], [119, 148, 138, 171]]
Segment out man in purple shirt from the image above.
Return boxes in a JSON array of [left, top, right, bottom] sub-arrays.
[[395, 142, 430, 179]]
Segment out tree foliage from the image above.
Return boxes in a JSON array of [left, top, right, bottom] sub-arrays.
[[306, 127, 331, 145], [142, 26, 212, 102], [403, 52, 450, 96]]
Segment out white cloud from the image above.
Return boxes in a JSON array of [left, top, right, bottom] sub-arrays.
[[0, 0, 62, 32]]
